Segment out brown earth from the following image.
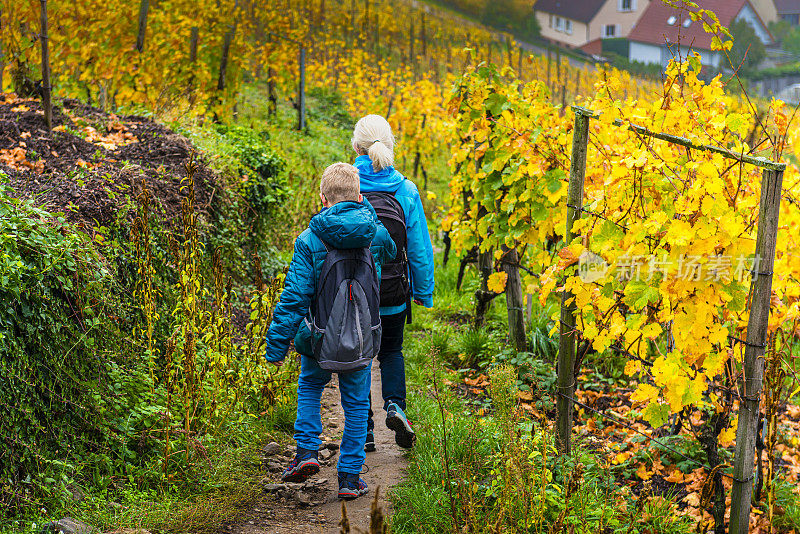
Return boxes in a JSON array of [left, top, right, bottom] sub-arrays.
[[0, 93, 217, 228], [222, 365, 408, 534]]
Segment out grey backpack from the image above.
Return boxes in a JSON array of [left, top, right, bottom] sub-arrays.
[[305, 238, 382, 372]]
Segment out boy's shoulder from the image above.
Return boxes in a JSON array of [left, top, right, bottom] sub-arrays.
[[295, 227, 324, 253]]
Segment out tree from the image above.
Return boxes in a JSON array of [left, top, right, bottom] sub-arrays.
[[728, 18, 765, 73], [480, 0, 540, 41], [768, 19, 791, 45]]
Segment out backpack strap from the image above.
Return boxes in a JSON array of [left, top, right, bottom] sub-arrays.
[[406, 256, 413, 324]]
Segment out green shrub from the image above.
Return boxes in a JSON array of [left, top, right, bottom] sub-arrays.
[[0, 186, 121, 515], [211, 124, 287, 216]]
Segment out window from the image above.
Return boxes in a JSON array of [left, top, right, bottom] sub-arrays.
[[781, 13, 800, 25], [555, 16, 563, 30], [618, 0, 636, 12], [565, 19, 573, 34], [604, 24, 617, 37], [667, 15, 677, 25], [682, 18, 691, 28], [549, 14, 553, 28]]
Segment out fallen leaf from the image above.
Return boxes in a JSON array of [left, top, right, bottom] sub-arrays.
[[665, 469, 685, 483], [636, 463, 653, 480], [517, 390, 533, 402]]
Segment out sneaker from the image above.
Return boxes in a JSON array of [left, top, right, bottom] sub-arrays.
[[385, 402, 416, 449], [281, 447, 320, 482], [365, 430, 376, 453], [338, 472, 368, 500]]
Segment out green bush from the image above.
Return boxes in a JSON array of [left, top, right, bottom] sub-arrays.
[[212, 125, 287, 216], [0, 186, 121, 515]]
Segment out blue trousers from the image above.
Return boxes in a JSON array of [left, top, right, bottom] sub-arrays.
[[294, 355, 371, 475], [368, 311, 407, 432]]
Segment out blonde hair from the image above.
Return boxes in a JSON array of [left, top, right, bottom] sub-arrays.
[[352, 114, 395, 171], [320, 162, 361, 205]]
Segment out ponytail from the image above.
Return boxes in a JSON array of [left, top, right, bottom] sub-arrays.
[[352, 114, 395, 171], [367, 139, 394, 171]]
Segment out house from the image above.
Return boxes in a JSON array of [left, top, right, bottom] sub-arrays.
[[750, 0, 779, 25], [627, 0, 772, 68], [534, 0, 651, 52], [775, 0, 800, 25]]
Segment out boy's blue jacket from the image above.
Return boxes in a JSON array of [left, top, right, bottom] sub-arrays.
[[264, 199, 396, 363], [354, 155, 435, 314]]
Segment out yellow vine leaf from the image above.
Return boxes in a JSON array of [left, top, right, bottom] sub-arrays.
[[487, 272, 508, 293]]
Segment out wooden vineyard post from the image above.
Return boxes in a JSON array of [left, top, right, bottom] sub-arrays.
[[190, 27, 199, 63], [408, 18, 414, 64], [475, 241, 493, 328], [421, 13, 427, 57], [39, 0, 52, 131], [217, 3, 238, 93], [502, 246, 527, 352], [350, 0, 356, 45], [363, 0, 369, 46], [556, 48, 561, 91], [473, 144, 493, 329], [136, 0, 149, 53], [267, 32, 277, 117], [412, 114, 427, 179], [729, 167, 784, 534], [555, 108, 590, 454], [0, 6, 4, 91], [546, 49, 551, 94], [187, 27, 199, 100], [297, 46, 306, 131]]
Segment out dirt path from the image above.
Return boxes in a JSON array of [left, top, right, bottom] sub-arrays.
[[223, 365, 407, 533]]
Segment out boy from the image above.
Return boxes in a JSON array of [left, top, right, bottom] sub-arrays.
[[264, 162, 396, 500]]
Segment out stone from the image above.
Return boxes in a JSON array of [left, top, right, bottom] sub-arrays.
[[266, 460, 283, 473], [323, 442, 340, 451], [315, 478, 328, 485], [284, 482, 304, 491], [40, 518, 96, 534], [297, 491, 315, 506], [263, 483, 286, 493], [262, 442, 282, 456]]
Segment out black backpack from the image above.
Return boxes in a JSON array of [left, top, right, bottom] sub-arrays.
[[364, 191, 412, 320], [305, 236, 382, 372]]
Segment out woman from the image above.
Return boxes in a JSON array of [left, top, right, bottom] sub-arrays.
[[351, 114, 435, 451]]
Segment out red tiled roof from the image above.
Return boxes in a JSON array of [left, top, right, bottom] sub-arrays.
[[627, 0, 748, 50], [533, 0, 607, 23], [581, 38, 603, 55]]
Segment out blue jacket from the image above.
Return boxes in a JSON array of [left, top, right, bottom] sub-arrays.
[[264, 199, 396, 363], [355, 155, 435, 314]]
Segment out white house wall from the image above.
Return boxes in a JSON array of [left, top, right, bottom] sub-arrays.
[[629, 41, 721, 67], [629, 41, 662, 64], [735, 4, 772, 44]]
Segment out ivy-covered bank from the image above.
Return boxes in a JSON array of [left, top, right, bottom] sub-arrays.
[[0, 94, 311, 531]]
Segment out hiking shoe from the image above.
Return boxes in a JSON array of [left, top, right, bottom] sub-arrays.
[[281, 447, 320, 482], [386, 402, 416, 449], [365, 430, 376, 453], [338, 472, 368, 500]]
